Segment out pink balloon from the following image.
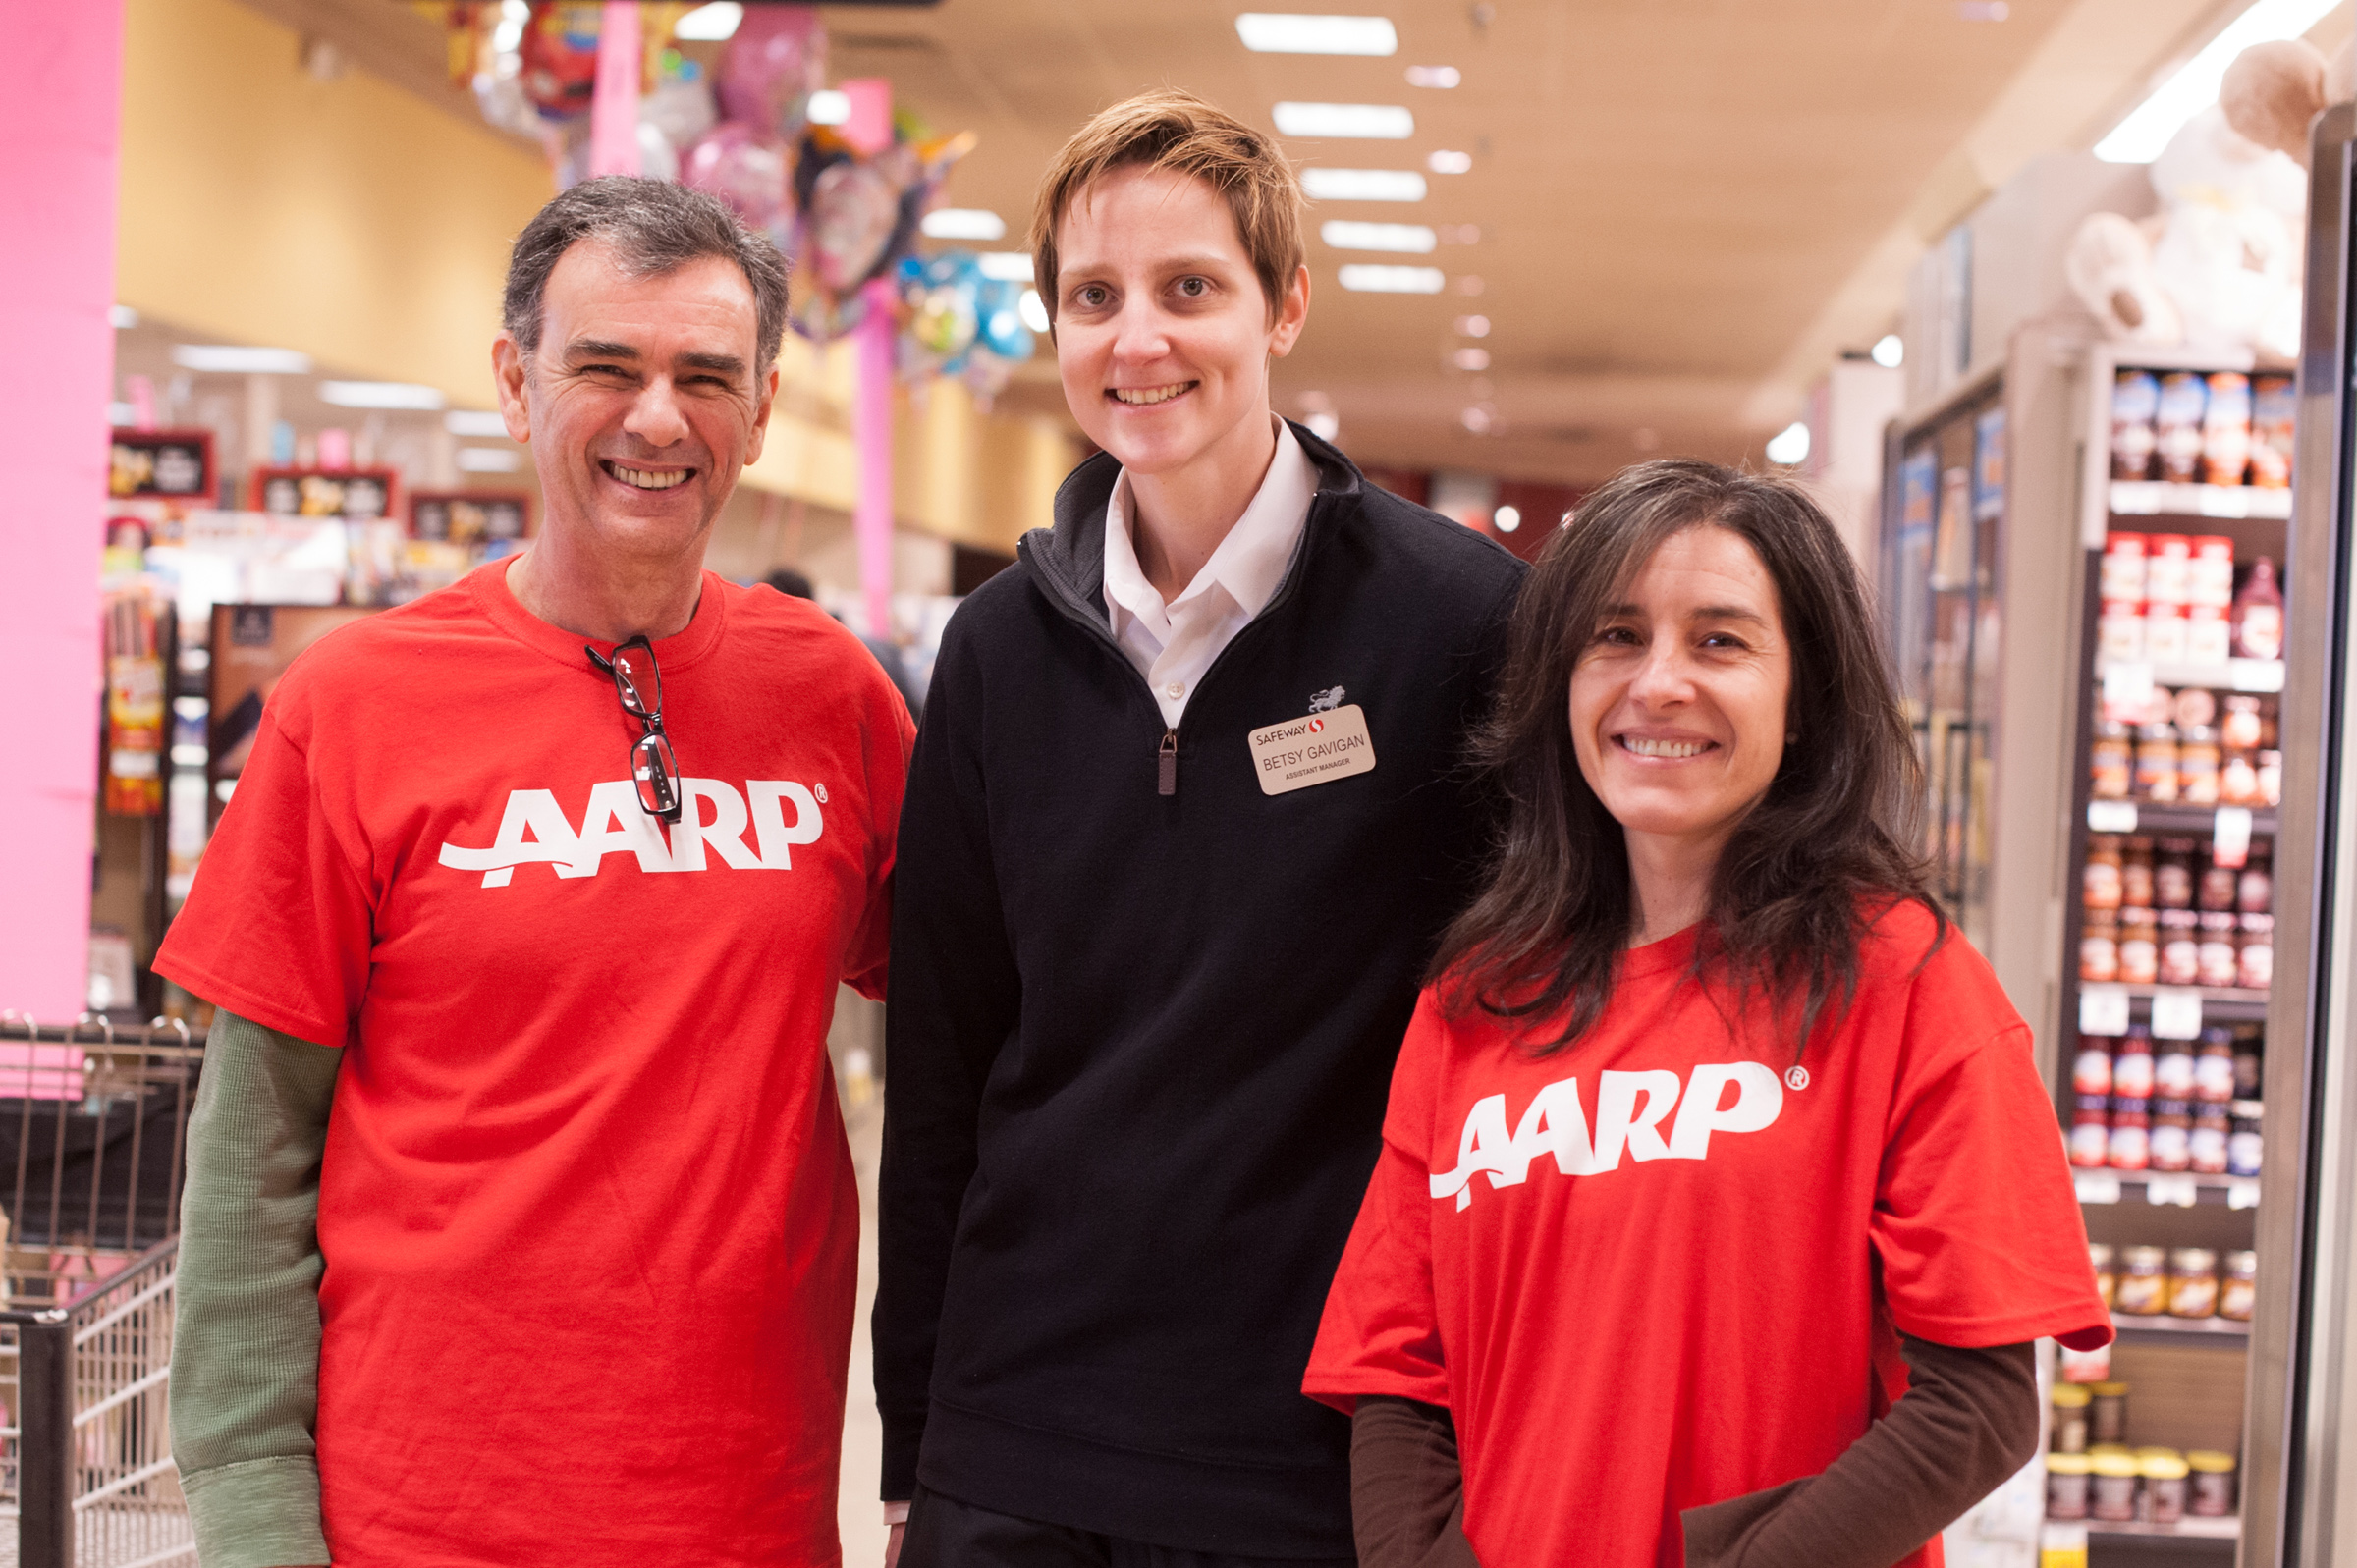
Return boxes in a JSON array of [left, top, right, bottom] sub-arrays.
[[683, 121, 792, 235], [808, 159, 903, 294], [717, 5, 823, 132]]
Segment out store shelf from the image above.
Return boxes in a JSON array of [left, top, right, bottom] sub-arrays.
[[2084, 801, 2279, 836], [2110, 1311, 2251, 1345], [2110, 480, 2291, 520], [2082, 983, 2273, 1023], [2093, 657, 2286, 693], [2088, 1516, 2241, 1541], [2075, 1170, 2261, 1208]]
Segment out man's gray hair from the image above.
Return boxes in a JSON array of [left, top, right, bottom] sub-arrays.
[[502, 176, 790, 373]]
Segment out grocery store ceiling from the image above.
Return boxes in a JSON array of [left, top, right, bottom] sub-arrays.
[[235, 0, 2349, 483]]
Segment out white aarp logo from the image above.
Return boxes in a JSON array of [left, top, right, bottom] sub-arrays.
[[1429, 1062, 1783, 1211], [437, 780, 824, 888]]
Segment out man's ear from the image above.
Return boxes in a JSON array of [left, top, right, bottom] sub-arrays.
[[1269, 264, 1311, 358], [492, 333, 531, 443], [743, 364, 782, 467]]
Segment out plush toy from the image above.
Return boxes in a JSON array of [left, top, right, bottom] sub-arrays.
[[2062, 38, 2340, 360]]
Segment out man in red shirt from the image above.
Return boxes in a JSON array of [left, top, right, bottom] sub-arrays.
[[158, 177, 911, 1567]]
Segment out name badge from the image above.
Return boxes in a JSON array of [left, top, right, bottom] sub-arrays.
[[1247, 705, 1377, 796]]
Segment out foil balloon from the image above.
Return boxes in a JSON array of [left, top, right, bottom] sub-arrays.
[[807, 157, 909, 295], [683, 121, 794, 238], [976, 283, 1036, 363], [521, 2, 603, 120], [640, 72, 717, 150], [717, 5, 826, 133]]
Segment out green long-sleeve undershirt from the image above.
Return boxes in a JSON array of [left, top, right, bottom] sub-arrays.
[[171, 1007, 340, 1568]]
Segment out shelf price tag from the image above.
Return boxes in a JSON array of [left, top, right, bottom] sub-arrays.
[[2150, 987, 2205, 1040], [2146, 1174, 2199, 1208], [2103, 660, 2156, 715], [2076, 1172, 2122, 1205], [2080, 985, 2132, 1038], [2229, 1180, 2262, 1210], [2213, 806, 2253, 870], [2088, 800, 2139, 834]]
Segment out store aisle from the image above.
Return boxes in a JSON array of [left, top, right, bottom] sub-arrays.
[[840, 1083, 889, 1567]]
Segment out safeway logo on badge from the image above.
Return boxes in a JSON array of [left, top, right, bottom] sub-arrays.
[[1307, 718, 1325, 733], [1429, 1062, 1783, 1210], [436, 779, 825, 888]]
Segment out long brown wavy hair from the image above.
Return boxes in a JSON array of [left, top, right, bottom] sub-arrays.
[[1431, 459, 1940, 1055]]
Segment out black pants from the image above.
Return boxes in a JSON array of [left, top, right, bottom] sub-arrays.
[[900, 1486, 1360, 1568]]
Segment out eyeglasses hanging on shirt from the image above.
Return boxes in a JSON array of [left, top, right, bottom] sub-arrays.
[[585, 634, 684, 824]]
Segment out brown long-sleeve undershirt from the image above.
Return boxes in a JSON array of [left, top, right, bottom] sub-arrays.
[[1349, 1334, 2040, 1568]]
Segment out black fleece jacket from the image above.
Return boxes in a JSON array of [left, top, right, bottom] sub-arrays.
[[873, 424, 1526, 1557]]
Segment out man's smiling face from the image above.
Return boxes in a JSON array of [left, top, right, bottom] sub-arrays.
[[497, 239, 777, 566]]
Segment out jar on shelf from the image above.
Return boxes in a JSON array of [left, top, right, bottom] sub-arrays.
[[2222, 693, 2265, 749], [2194, 1029, 2236, 1103], [2084, 836, 2124, 911], [2081, 914, 2120, 984], [2187, 606, 2232, 667], [2158, 909, 2201, 986], [2155, 1038, 2197, 1099], [2178, 726, 2221, 804], [2052, 1383, 2092, 1454], [2234, 1029, 2265, 1098], [2122, 836, 2156, 908], [2109, 1100, 2152, 1169], [2230, 1103, 2265, 1177], [2143, 1450, 2190, 1524], [2114, 1029, 2157, 1098], [2222, 750, 2263, 805], [2188, 1451, 2238, 1517], [2191, 1106, 2230, 1173], [2090, 1244, 2117, 1307], [2090, 1383, 2132, 1445], [2198, 911, 2241, 989], [2151, 1100, 2193, 1172], [2119, 909, 2160, 986], [2092, 723, 2135, 796], [2240, 844, 2275, 914], [2174, 687, 2219, 729], [2147, 604, 2191, 664], [2167, 1248, 2219, 1317], [2240, 913, 2275, 991], [2136, 723, 2182, 801], [2155, 839, 2197, 909], [2099, 602, 2147, 664], [2070, 1098, 2112, 1168], [2090, 1451, 2141, 1522], [2199, 853, 2239, 912], [2047, 1452, 2093, 1521], [2115, 1249, 2167, 1315], [2220, 1250, 2257, 1321], [2261, 748, 2283, 806], [2103, 532, 2148, 599]]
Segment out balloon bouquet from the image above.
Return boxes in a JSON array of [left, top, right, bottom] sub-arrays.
[[446, 3, 1036, 398]]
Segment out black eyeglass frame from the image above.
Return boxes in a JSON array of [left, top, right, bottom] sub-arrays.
[[585, 634, 684, 825]]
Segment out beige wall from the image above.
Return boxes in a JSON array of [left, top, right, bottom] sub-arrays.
[[122, 0, 1076, 553]]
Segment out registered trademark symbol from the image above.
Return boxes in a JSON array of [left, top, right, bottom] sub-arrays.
[[1784, 1065, 1810, 1092], [813, 783, 829, 803]]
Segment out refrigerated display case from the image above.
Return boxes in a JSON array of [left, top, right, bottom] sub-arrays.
[[1883, 331, 2300, 1566]]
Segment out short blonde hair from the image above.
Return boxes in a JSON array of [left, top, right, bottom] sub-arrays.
[[1030, 89, 1306, 328]]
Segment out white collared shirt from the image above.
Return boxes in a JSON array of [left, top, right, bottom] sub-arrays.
[[1102, 417, 1318, 729]]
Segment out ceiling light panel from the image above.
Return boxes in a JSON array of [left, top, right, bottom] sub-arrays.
[[1235, 13, 1398, 55], [456, 447, 523, 473], [2096, 0, 2344, 162], [1339, 264, 1446, 294], [922, 208, 1008, 241], [1274, 102, 1414, 138], [172, 345, 312, 374], [977, 252, 1035, 281], [807, 89, 851, 126], [1302, 168, 1428, 202], [318, 381, 446, 410], [673, 2, 743, 40], [1322, 220, 1436, 253], [1404, 65, 1460, 87], [1426, 150, 1473, 174], [445, 409, 511, 437]]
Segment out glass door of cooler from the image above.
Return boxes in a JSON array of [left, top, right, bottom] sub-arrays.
[[1888, 381, 2008, 951], [2050, 343, 2286, 1563]]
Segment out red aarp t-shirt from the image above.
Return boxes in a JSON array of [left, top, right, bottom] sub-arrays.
[[157, 561, 911, 1566], [1303, 902, 2110, 1568]]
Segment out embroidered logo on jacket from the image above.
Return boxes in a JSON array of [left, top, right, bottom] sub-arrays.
[[1428, 1063, 1783, 1210], [1308, 686, 1345, 713], [436, 780, 825, 888]]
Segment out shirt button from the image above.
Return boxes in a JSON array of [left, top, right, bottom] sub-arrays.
[[1166, 681, 1185, 699]]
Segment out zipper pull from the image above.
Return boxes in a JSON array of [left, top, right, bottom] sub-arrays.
[[1158, 729, 1178, 795]]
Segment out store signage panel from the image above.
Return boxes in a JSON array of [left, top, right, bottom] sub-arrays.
[[411, 491, 530, 544], [2213, 806, 2253, 869], [250, 466, 399, 521], [2075, 1171, 2123, 1205], [2150, 987, 2205, 1040], [2146, 1174, 2199, 1208], [2089, 800, 2140, 834], [109, 429, 214, 500]]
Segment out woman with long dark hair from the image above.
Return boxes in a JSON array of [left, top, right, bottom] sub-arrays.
[[1304, 460, 2110, 1568]]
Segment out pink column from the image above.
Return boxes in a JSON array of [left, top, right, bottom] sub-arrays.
[[588, 1, 643, 179], [840, 78, 899, 643], [1, 1, 123, 1020]]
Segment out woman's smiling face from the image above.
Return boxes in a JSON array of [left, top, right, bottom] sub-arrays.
[[1568, 524, 1793, 863]]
